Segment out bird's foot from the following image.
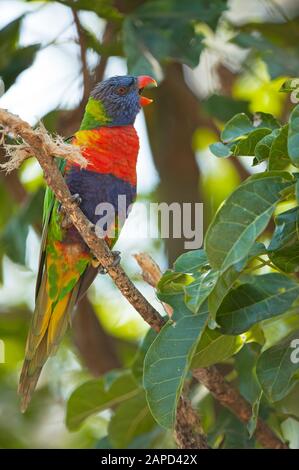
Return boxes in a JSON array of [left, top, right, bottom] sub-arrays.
[[70, 193, 82, 205], [58, 193, 81, 215], [98, 251, 121, 275]]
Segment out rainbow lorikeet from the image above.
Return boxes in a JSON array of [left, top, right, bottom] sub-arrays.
[[18, 75, 157, 412]]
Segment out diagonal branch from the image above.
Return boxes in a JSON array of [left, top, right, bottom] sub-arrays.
[[0, 108, 208, 449]]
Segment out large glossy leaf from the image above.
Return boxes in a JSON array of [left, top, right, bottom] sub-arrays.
[[217, 273, 299, 335], [256, 332, 299, 402], [108, 392, 156, 448], [205, 173, 293, 272], [288, 104, 299, 167], [66, 371, 139, 431], [268, 207, 299, 273], [143, 304, 208, 429], [191, 328, 245, 368], [131, 329, 157, 384]]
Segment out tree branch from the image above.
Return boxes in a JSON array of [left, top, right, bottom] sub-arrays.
[[0, 108, 208, 449], [72, 9, 91, 106], [134, 252, 288, 449], [193, 367, 287, 449]]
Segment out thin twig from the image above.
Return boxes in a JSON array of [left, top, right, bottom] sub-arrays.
[[72, 8, 91, 106]]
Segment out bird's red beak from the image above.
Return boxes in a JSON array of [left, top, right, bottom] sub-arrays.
[[137, 75, 157, 106]]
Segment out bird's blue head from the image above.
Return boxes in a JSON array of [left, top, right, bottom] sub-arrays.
[[90, 75, 157, 127]]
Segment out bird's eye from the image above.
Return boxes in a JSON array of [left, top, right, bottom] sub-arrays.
[[116, 86, 128, 95]]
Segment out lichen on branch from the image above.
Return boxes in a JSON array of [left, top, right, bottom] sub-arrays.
[[0, 120, 87, 171]]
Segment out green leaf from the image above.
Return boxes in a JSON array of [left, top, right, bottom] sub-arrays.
[[123, 18, 161, 79], [66, 371, 139, 431], [202, 94, 249, 122], [0, 188, 43, 265], [173, 249, 209, 273], [247, 391, 263, 438], [262, 311, 299, 351], [191, 327, 245, 368], [221, 113, 254, 143], [124, 0, 227, 75], [82, 26, 123, 56], [208, 407, 255, 449], [209, 142, 233, 158], [158, 250, 211, 320], [205, 173, 292, 272], [254, 112, 280, 130], [51, 0, 123, 21], [279, 78, 299, 94], [108, 392, 156, 448], [234, 32, 299, 79], [268, 125, 290, 170], [235, 346, 261, 404], [217, 273, 299, 335], [268, 207, 299, 273], [0, 16, 23, 69], [143, 304, 208, 429], [296, 178, 299, 204], [256, 332, 299, 401], [255, 129, 279, 163], [234, 128, 271, 156], [288, 104, 299, 167], [184, 269, 218, 313], [208, 243, 266, 321], [173, 249, 218, 314], [132, 0, 227, 29], [1, 44, 40, 91], [131, 329, 157, 383]]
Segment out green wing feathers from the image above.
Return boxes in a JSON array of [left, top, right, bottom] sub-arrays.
[[18, 159, 91, 412]]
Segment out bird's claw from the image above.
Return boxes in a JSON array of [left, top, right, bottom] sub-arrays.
[[70, 193, 82, 205], [58, 193, 81, 214], [89, 222, 96, 233], [98, 251, 121, 275]]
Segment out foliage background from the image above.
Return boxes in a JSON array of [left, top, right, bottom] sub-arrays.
[[0, 0, 299, 449]]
